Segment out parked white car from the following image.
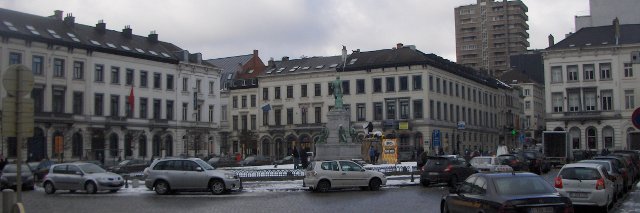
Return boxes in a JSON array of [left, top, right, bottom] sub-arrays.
[[469, 156, 513, 173], [303, 160, 386, 192], [555, 163, 615, 212], [43, 163, 124, 194]]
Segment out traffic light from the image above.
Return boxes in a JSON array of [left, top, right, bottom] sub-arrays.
[[511, 129, 517, 136]]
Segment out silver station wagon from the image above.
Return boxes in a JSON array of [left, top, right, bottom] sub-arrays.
[[304, 160, 387, 192], [144, 158, 242, 195], [43, 163, 124, 194]]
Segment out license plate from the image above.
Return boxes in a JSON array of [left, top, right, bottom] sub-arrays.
[[570, 192, 588, 198], [529, 207, 554, 213], [428, 172, 439, 175]]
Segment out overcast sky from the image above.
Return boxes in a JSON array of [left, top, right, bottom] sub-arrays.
[[1, 0, 589, 62]]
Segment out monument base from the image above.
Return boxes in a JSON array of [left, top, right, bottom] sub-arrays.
[[314, 143, 361, 161]]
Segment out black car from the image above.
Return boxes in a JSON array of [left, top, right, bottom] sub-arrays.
[[420, 156, 476, 187], [496, 154, 526, 171], [0, 164, 35, 190], [207, 157, 238, 168], [109, 159, 149, 174], [441, 172, 574, 213], [273, 156, 294, 165], [594, 156, 634, 192], [521, 150, 550, 174]]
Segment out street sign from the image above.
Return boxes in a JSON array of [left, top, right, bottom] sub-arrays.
[[3, 64, 34, 98], [457, 121, 466, 130], [519, 133, 526, 143], [632, 107, 640, 129], [432, 130, 441, 147]]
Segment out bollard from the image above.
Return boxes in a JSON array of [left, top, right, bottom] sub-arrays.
[[124, 175, 129, 188], [3, 189, 17, 213], [411, 171, 415, 182]]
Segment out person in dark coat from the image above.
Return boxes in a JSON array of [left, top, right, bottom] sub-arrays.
[[369, 146, 376, 164], [417, 150, 430, 170], [300, 151, 309, 169]]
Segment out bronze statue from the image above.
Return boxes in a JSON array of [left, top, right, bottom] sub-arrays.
[[319, 125, 329, 143], [339, 125, 348, 143], [332, 76, 343, 109]]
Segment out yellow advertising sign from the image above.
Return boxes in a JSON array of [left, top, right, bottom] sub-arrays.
[[398, 122, 409, 130], [382, 139, 398, 164]]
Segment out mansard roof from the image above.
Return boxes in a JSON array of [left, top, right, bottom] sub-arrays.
[[0, 8, 183, 63], [206, 54, 253, 89], [548, 24, 640, 50]]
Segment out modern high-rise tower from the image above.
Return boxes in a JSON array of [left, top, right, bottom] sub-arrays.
[[455, 0, 530, 77]]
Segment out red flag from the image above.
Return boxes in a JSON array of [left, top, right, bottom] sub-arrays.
[[128, 87, 135, 113]]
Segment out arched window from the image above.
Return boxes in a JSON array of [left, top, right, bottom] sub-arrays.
[[152, 134, 162, 157], [586, 127, 597, 150], [138, 135, 147, 158], [165, 135, 173, 156], [569, 127, 581, 149], [109, 133, 119, 157], [603, 126, 614, 149], [72, 132, 83, 158], [124, 134, 132, 157], [261, 139, 271, 157], [52, 131, 64, 158]]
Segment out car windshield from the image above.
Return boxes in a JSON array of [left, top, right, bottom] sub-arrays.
[[425, 158, 448, 169], [580, 161, 611, 172], [79, 164, 106, 174], [194, 159, 215, 170], [559, 167, 602, 180], [493, 176, 555, 195], [118, 160, 131, 166], [2, 164, 31, 173]]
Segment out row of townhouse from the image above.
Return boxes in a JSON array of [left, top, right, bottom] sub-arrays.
[[543, 21, 640, 151], [0, 9, 223, 163], [223, 44, 526, 161]]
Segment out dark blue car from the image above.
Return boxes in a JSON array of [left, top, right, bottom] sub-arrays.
[[441, 172, 574, 213]]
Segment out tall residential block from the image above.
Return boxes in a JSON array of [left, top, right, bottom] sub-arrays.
[[455, 0, 530, 77]]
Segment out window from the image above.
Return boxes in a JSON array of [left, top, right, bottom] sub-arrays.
[[167, 75, 174, 90], [601, 90, 613, 111], [196, 79, 201, 93], [221, 105, 227, 121], [301, 84, 307, 97], [251, 115, 256, 130], [263, 88, 269, 100], [232, 96, 238, 108], [251, 95, 256, 107], [356, 79, 365, 94], [314, 107, 321, 123], [587, 127, 597, 149], [624, 63, 633, 77], [523, 89, 530, 96], [373, 78, 382, 93], [140, 71, 148, 87], [140, 98, 148, 119], [386, 100, 396, 120], [32, 56, 44, 75], [182, 103, 188, 121], [73, 92, 83, 115], [357, 103, 366, 121], [603, 127, 614, 149], [584, 91, 597, 111], [374, 102, 383, 121], [443, 80, 447, 95], [274, 109, 281, 126], [54, 58, 65, 77], [151, 73, 161, 89], [524, 101, 531, 109], [567, 92, 580, 112], [125, 69, 134, 85], [429, 75, 434, 91], [263, 111, 269, 126], [328, 82, 334, 96], [232, 115, 238, 130], [413, 75, 422, 90], [314, 83, 321, 96], [625, 90, 635, 109], [275, 87, 281, 99], [429, 100, 435, 120], [399, 99, 409, 119], [436, 78, 441, 93], [583, 64, 595, 80], [286, 85, 293, 98], [600, 63, 611, 80], [449, 82, 453, 97], [552, 93, 563, 112], [241, 115, 246, 129], [301, 107, 308, 124], [399, 76, 408, 91], [110, 67, 120, 84], [182, 77, 188, 91], [342, 80, 350, 95], [110, 95, 120, 117], [413, 100, 423, 119], [51, 89, 65, 113], [94, 94, 103, 116], [166, 100, 174, 120], [153, 99, 161, 119], [9, 52, 21, 64], [386, 77, 395, 92], [461, 86, 466, 99], [287, 108, 293, 124], [207, 81, 213, 94], [567, 65, 578, 81], [73, 61, 84, 80], [551, 66, 562, 83], [241, 96, 247, 108]]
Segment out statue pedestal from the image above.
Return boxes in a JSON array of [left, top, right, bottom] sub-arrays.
[[314, 108, 361, 161]]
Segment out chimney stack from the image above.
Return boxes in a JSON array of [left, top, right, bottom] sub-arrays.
[[95, 20, 106, 34], [268, 57, 275, 67], [613, 17, 620, 45], [396, 43, 404, 49], [147, 30, 158, 43], [548, 34, 555, 47], [51, 10, 63, 20], [253, 50, 259, 57], [63, 13, 75, 27], [122, 25, 132, 38]]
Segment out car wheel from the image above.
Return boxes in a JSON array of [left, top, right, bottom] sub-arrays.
[[209, 180, 226, 195], [44, 181, 56, 194], [316, 180, 331, 193], [85, 182, 98, 194], [448, 175, 458, 187], [442, 202, 450, 213], [368, 178, 382, 191], [109, 189, 119, 193], [154, 180, 171, 195]]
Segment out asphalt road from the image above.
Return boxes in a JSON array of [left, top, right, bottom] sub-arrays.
[[5, 169, 636, 213]]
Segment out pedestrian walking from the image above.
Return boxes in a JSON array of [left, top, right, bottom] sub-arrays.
[[293, 145, 301, 169], [369, 146, 376, 164], [300, 151, 309, 169], [374, 147, 380, 164]]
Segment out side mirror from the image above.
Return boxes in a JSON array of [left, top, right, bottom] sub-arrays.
[[195, 167, 203, 172]]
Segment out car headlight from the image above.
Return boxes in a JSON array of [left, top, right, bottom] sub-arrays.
[[225, 174, 236, 179]]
